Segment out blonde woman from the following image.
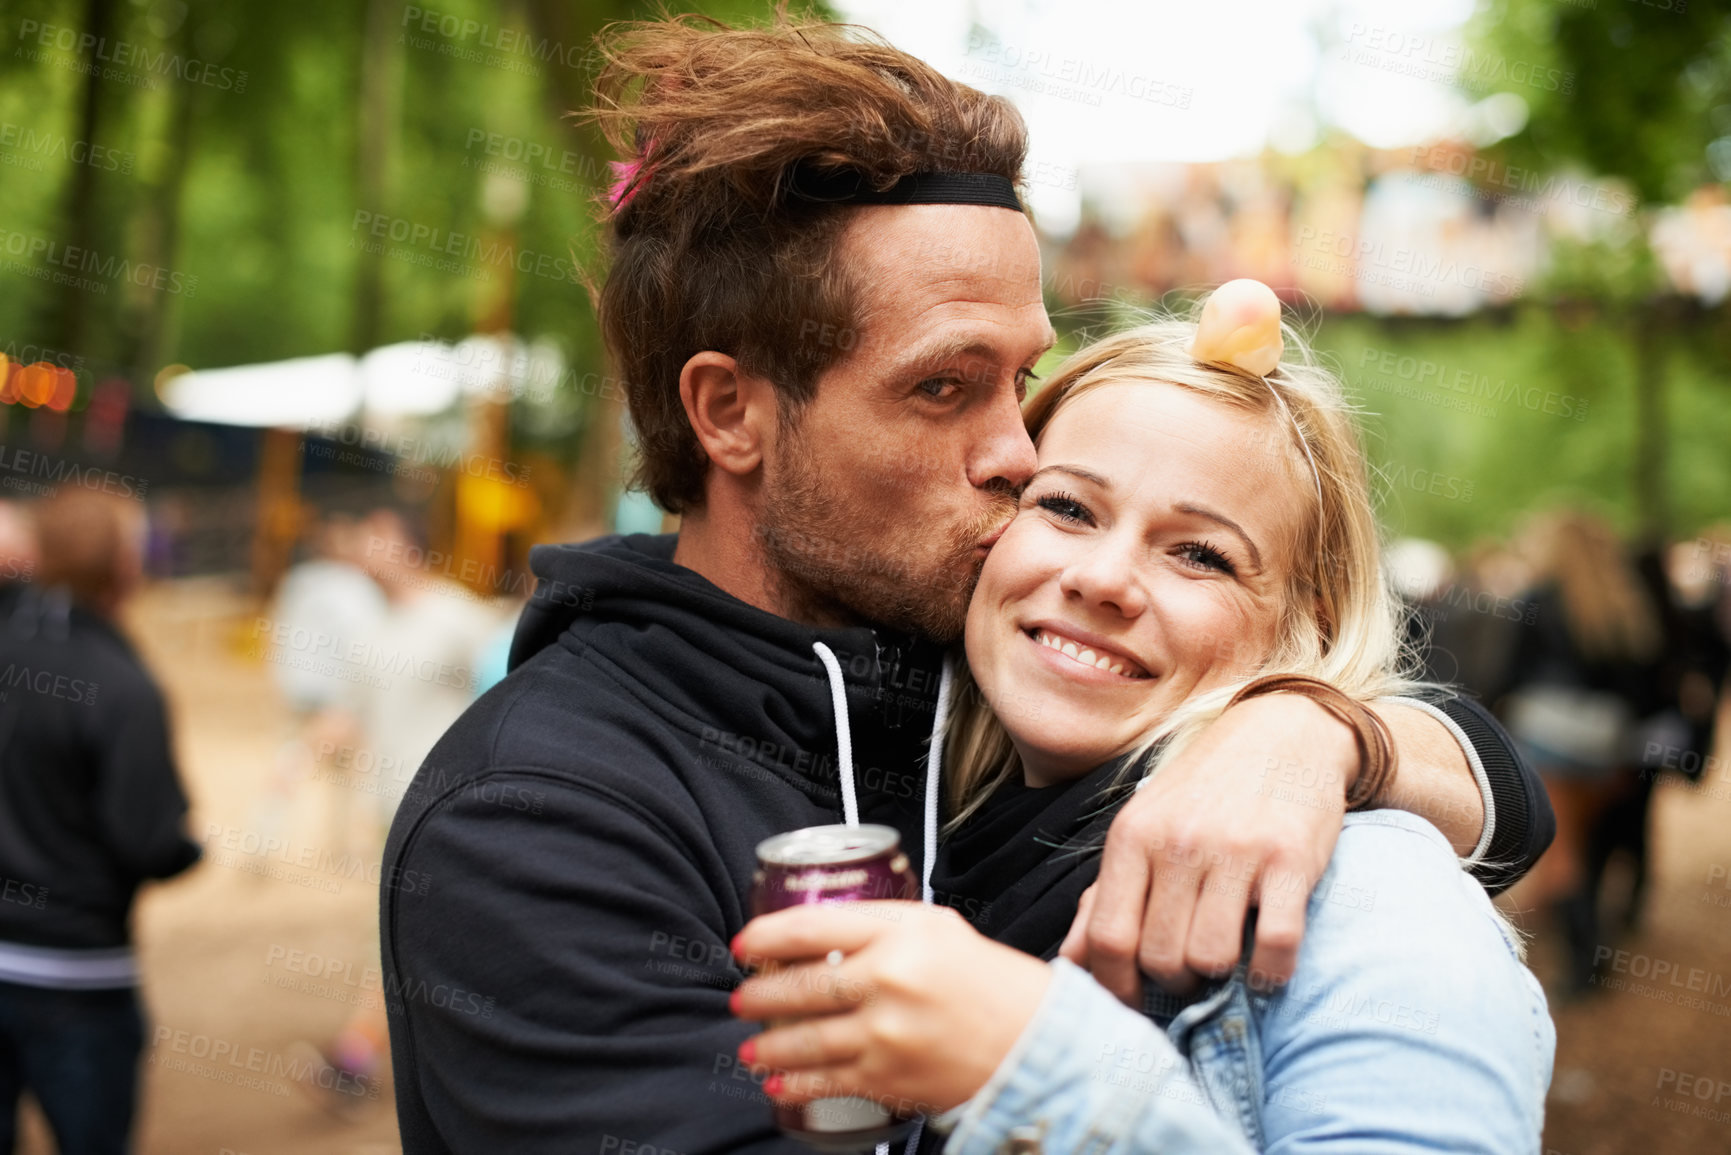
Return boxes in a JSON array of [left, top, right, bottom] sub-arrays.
[[731, 283, 1554, 1153]]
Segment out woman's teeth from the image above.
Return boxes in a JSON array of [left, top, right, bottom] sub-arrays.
[[1034, 630, 1147, 678]]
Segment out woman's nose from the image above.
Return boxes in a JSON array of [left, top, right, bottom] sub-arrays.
[[1059, 535, 1146, 618]]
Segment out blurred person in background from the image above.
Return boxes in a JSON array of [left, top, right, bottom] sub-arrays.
[[251, 511, 388, 852], [0, 503, 35, 596], [292, 507, 507, 1119], [1587, 534, 1731, 938], [348, 508, 509, 836], [0, 490, 201, 1155], [1429, 538, 1538, 705], [1712, 527, 1731, 647], [1502, 509, 1663, 994]]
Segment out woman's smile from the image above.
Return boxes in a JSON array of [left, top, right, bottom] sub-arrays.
[[1022, 624, 1153, 680]]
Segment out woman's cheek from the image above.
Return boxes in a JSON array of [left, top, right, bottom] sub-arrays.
[[993, 519, 1067, 599], [963, 591, 1001, 691], [1159, 582, 1258, 681], [965, 559, 1024, 697]]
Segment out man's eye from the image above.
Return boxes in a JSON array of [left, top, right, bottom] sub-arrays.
[[1015, 368, 1040, 401], [916, 377, 963, 400]]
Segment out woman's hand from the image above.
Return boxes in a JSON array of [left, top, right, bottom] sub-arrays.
[[730, 901, 1052, 1116]]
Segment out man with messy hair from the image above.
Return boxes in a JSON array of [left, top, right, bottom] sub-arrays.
[[380, 15, 1551, 1154]]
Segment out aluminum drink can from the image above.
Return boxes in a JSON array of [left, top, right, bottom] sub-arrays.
[[750, 823, 918, 1152]]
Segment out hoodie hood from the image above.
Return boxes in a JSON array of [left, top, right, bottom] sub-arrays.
[[931, 754, 1140, 959], [510, 534, 954, 898]]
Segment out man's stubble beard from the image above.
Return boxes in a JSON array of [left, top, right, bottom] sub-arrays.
[[756, 420, 1014, 644]]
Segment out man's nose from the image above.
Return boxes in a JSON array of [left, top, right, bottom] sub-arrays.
[[967, 386, 1038, 491]]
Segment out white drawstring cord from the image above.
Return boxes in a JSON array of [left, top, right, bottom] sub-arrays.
[[812, 641, 943, 1155], [810, 642, 860, 826], [921, 656, 954, 904], [890, 656, 951, 1155]]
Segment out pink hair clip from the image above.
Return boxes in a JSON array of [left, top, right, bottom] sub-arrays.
[[608, 157, 649, 211]]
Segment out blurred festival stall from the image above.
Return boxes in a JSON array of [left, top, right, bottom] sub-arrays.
[[151, 336, 556, 593], [1044, 141, 1731, 315]]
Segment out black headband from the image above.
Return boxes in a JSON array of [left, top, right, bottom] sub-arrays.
[[787, 163, 1023, 212]]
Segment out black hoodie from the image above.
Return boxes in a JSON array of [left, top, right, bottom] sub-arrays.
[[381, 535, 948, 1155], [0, 583, 201, 977], [382, 535, 1549, 1155]]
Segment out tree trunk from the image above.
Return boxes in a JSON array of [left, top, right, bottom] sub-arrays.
[[525, 0, 627, 535], [349, 0, 403, 354], [1631, 300, 1669, 546], [50, 0, 117, 359], [119, 20, 198, 383]]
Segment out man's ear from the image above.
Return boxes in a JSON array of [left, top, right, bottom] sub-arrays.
[[679, 351, 778, 479]]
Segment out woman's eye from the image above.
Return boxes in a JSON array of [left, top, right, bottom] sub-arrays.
[[1035, 492, 1094, 526], [1176, 541, 1235, 575]]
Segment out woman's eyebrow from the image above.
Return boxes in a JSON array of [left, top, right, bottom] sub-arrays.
[[1174, 502, 1263, 571], [1028, 464, 1110, 489]]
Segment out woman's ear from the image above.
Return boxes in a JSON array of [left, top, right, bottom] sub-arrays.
[[679, 351, 779, 478]]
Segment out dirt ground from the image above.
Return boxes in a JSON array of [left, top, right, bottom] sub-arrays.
[[15, 578, 1731, 1154], [1505, 757, 1731, 1154]]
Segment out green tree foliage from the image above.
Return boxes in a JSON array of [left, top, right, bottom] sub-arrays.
[[1459, 0, 1731, 541], [0, 0, 823, 454], [1470, 0, 1731, 206]]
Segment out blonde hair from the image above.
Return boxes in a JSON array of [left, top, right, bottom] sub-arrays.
[[945, 314, 1425, 831], [1526, 509, 1660, 665]]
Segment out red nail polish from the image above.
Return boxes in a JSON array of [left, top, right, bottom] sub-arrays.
[[728, 987, 742, 1014], [764, 1074, 783, 1096], [738, 1038, 756, 1064], [730, 932, 743, 956]]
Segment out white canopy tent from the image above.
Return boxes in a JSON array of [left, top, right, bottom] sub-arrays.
[[157, 335, 564, 429]]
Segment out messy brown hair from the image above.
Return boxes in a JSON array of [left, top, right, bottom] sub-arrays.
[[586, 12, 1029, 513], [35, 490, 144, 611]]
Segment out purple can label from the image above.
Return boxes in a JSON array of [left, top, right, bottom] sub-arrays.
[[752, 824, 915, 916], [749, 824, 917, 1150]]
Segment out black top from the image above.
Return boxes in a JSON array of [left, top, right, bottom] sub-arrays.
[[930, 694, 1551, 967], [0, 583, 200, 951], [381, 535, 946, 1155], [1504, 584, 1663, 712], [380, 535, 1551, 1154]]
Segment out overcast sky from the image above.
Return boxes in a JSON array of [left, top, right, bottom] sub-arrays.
[[834, 0, 1487, 232]]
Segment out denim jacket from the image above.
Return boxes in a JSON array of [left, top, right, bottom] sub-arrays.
[[936, 810, 1556, 1154]]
